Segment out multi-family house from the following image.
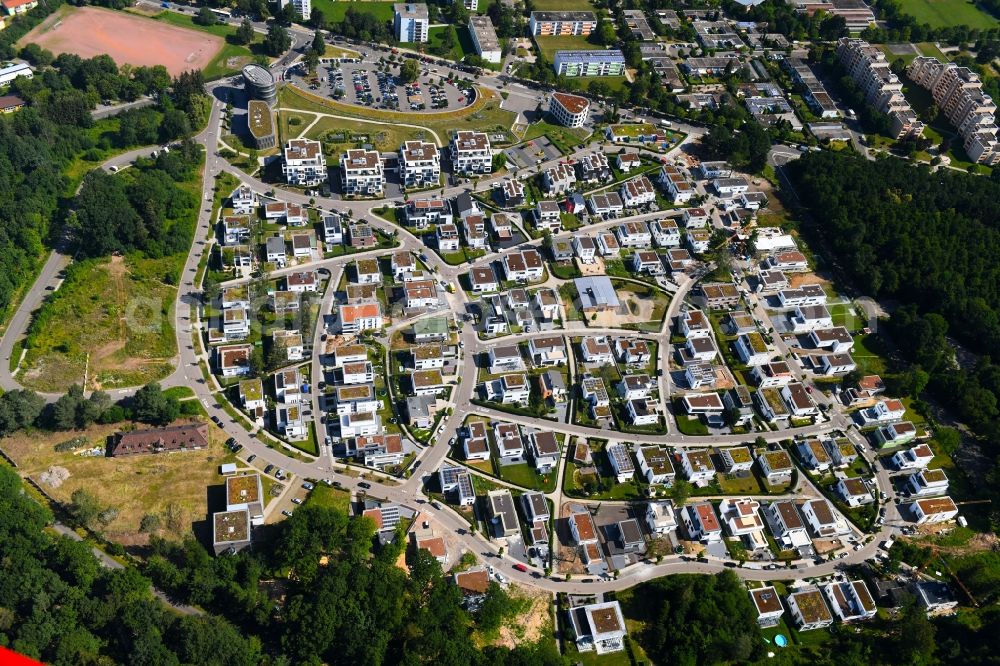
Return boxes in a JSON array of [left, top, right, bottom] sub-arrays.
[[461, 214, 488, 249], [757, 449, 794, 485], [649, 218, 681, 247], [615, 220, 653, 248], [788, 589, 834, 631], [450, 131, 492, 175], [528, 431, 559, 472], [576, 152, 611, 184], [502, 248, 545, 282], [469, 265, 499, 293], [543, 161, 577, 196], [400, 140, 440, 188], [620, 175, 657, 207], [766, 500, 810, 548], [282, 139, 327, 186], [801, 498, 849, 537], [683, 502, 723, 541], [630, 250, 665, 275], [680, 449, 716, 485], [405, 198, 452, 229], [534, 200, 562, 233]]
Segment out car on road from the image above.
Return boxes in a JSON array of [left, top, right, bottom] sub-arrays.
[[212, 416, 224, 427], [246, 454, 256, 463], [231, 444, 243, 453], [291, 498, 302, 505], [358, 481, 371, 489], [430, 500, 441, 509], [302, 482, 315, 490], [281, 510, 293, 517], [512, 563, 528, 573]]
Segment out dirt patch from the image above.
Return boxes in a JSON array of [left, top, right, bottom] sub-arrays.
[[22, 6, 224, 76], [813, 538, 842, 555], [578, 258, 605, 277], [789, 272, 831, 288], [491, 585, 551, 649]]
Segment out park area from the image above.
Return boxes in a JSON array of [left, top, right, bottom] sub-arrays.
[[896, 0, 998, 28], [1, 419, 232, 546], [21, 6, 224, 76], [18, 255, 178, 393]]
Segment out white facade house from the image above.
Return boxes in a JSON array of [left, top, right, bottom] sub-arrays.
[[788, 589, 834, 631], [680, 449, 716, 485], [400, 140, 440, 189], [341, 149, 384, 196], [468, 15, 502, 63], [550, 92, 591, 127], [394, 2, 429, 42], [637, 446, 674, 485], [282, 139, 327, 186], [450, 131, 492, 175], [912, 497, 959, 524]]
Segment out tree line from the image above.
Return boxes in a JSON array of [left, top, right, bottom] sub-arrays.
[[0, 382, 199, 439]]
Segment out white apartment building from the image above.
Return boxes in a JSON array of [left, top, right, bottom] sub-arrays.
[[450, 131, 492, 175], [529, 11, 597, 36], [907, 56, 1000, 165], [394, 3, 429, 42], [341, 149, 384, 196], [282, 139, 327, 187], [468, 16, 502, 64], [836, 38, 924, 139], [400, 140, 440, 188], [554, 50, 627, 77], [550, 92, 591, 128]]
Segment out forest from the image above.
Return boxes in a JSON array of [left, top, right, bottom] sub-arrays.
[[789, 152, 1000, 526], [0, 466, 260, 665]]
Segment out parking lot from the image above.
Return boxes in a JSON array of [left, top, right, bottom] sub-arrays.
[[292, 59, 475, 113]]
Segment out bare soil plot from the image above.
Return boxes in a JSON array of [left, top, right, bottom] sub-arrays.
[[2, 420, 233, 546], [22, 6, 223, 76]]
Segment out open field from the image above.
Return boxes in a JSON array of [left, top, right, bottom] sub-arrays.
[[22, 6, 223, 77], [533, 34, 600, 62], [148, 10, 260, 79], [1, 420, 233, 546], [20, 256, 177, 392], [279, 84, 516, 146], [896, 0, 998, 27], [312, 0, 397, 22]]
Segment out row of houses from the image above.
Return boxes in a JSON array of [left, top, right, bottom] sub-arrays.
[[281, 131, 494, 195]]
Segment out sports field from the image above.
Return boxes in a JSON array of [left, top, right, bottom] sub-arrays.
[[896, 0, 997, 28], [22, 5, 224, 76]]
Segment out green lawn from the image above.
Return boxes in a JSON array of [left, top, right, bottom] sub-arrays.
[[564, 76, 630, 94], [498, 462, 557, 492], [522, 118, 591, 155], [296, 114, 431, 152], [428, 25, 475, 62], [675, 416, 709, 436], [149, 10, 260, 80], [533, 34, 602, 62], [306, 485, 352, 513], [896, 0, 998, 27], [312, 0, 397, 22]]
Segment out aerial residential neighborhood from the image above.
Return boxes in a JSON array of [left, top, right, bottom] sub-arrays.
[[0, 0, 995, 662]]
